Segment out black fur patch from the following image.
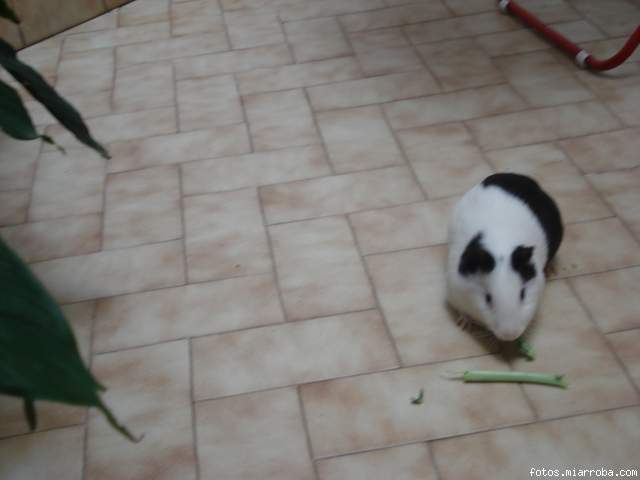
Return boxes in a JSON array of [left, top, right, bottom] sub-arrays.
[[459, 233, 495, 276], [511, 245, 536, 282], [482, 173, 563, 264]]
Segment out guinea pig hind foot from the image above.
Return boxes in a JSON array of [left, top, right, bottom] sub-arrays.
[[455, 314, 473, 331]]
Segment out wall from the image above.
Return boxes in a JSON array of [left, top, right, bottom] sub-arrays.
[[0, 0, 134, 49]]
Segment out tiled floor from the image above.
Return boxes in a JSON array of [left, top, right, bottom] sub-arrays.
[[1, 0, 640, 478]]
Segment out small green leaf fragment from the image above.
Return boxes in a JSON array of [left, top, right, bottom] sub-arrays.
[[410, 388, 424, 405], [0, 0, 20, 24], [516, 337, 535, 361]]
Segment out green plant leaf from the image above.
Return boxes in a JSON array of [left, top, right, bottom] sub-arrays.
[[0, 39, 110, 158], [0, 79, 40, 140], [0, 237, 138, 441], [0, 0, 19, 24], [23, 398, 36, 430]]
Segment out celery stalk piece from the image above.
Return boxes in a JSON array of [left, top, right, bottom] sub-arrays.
[[460, 370, 567, 388], [516, 337, 535, 361]]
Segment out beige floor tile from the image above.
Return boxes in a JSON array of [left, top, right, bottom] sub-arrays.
[[317, 443, 438, 480], [63, 22, 170, 53], [0, 302, 93, 438], [177, 75, 243, 131], [68, 10, 118, 34], [44, 107, 177, 152], [31, 240, 185, 303], [560, 128, 640, 173], [117, 33, 229, 67], [486, 143, 611, 223], [52, 90, 112, 121], [104, 166, 181, 249], [113, 62, 175, 113], [317, 105, 404, 173], [280, 0, 385, 22], [269, 216, 376, 320], [219, 0, 297, 9], [182, 145, 331, 195], [340, 2, 450, 32], [552, 19, 605, 43], [184, 189, 271, 282], [554, 218, 640, 278], [467, 102, 621, 151], [301, 354, 534, 457], [29, 150, 105, 221], [171, 0, 223, 36], [285, 17, 352, 63], [607, 85, 640, 126], [367, 246, 496, 365], [571, 267, 640, 333], [196, 388, 315, 480], [588, 167, 640, 239], [571, 62, 640, 100], [308, 70, 440, 111], [442, 0, 492, 15], [94, 273, 283, 352], [225, 10, 284, 49], [0, 426, 84, 480], [56, 48, 114, 95], [404, 11, 518, 45], [417, 38, 504, 91], [513, 280, 639, 419], [475, 29, 549, 56], [569, 0, 640, 37], [1, 214, 101, 263], [237, 57, 361, 95], [494, 51, 594, 107], [397, 123, 493, 198], [174, 44, 292, 79], [107, 124, 251, 173], [608, 329, 640, 389], [118, 0, 170, 26], [516, 0, 580, 23], [350, 28, 422, 76], [193, 310, 397, 399], [244, 89, 320, 150], [384, 84, 524, 130], [350, 197, 455, 254], [0, 133, 41, 191], [432, 407, 640, 480], [113, 63, 175, 112], [261, 166, 423, 224], [0, 191, 29, 226], [87, 341, 195, 480], [18, 38, 62, 78]]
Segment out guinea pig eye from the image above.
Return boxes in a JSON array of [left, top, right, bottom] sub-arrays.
[[520, 287, 526, 301], [485, 293, 493, 306]]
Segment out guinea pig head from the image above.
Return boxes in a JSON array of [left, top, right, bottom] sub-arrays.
[[456, 233, 543, 341]]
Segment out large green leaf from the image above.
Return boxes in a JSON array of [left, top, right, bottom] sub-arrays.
[[0, 237, 137, 441], [0, 79, 57, 147], [0, 0, 19, 24], [0, 39, 110, 159]]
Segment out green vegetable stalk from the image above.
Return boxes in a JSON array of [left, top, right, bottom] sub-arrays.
[[447, 370, 567, 388], [516, 337, 535, 361], [410, 389, 424, 405]]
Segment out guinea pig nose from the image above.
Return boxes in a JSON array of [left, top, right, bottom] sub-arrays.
[[495, 327, 523, 342]]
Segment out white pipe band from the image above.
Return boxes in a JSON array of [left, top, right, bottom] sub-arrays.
[[498, 0, 510, 12], [575, 50, 589, 68]]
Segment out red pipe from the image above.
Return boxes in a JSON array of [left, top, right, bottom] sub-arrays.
[[498, 0, 640, 71]]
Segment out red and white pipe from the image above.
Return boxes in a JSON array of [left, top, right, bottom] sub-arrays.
[[498, 0, 640, 71]]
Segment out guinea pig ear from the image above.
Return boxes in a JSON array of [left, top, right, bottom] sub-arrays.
[[459, 232, 495, 276], [511, 245, 536, 282]]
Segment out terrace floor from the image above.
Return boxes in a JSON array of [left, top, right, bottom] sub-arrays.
[[1, 0, 640, 478]]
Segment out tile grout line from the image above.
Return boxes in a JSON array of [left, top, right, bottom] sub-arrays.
[[177, 164, 190, 285], [425, 441, 443, 480], [302, 87, 336, 175], [345, 215, 404, 367], [296, 386, 320, 480], [188, 339, 202, 480], [381, 106, 430, 200]]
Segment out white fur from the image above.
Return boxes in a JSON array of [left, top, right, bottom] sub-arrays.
[[446, 183, 548, 341]]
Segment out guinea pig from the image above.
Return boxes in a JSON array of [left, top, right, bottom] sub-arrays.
[[446, 173, 563, 341]]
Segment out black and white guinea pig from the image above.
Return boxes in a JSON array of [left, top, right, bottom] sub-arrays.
[[446, 173, 563, 341]]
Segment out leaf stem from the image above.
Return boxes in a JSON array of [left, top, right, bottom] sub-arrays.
[[456, 370, 567, 388]]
